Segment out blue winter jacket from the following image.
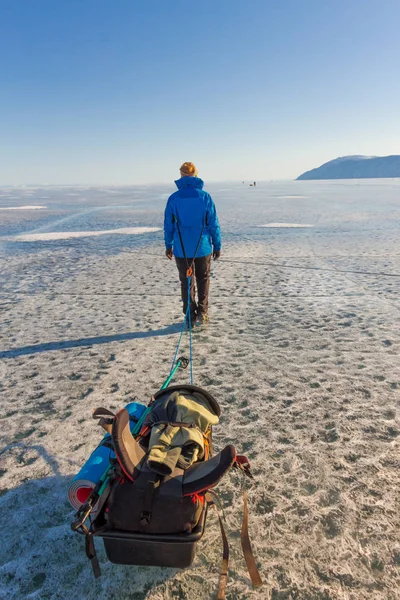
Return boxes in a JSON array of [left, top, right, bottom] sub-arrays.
[[164, 177, 221, 259]]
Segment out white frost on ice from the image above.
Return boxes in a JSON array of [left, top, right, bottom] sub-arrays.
[[259, 223, 314, 228], [2, 181, 399, 599], [7, 226, 161, 242], [0, 205, 47, 210], [273, 195, 306, 199]]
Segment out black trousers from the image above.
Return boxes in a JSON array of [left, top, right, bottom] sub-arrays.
[[175, 255, 211, 318]]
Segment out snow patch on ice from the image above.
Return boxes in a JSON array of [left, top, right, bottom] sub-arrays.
[[0, 205, 47, 210], [7, 226, 161, 242]]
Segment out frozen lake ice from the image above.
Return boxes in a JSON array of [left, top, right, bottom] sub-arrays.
[[0, 179, 399, 599]]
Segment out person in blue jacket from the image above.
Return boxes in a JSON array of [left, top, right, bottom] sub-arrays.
[[164, 162, 221, 325]]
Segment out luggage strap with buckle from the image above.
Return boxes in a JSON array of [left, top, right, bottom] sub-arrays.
[[205, 470, 263, 599]]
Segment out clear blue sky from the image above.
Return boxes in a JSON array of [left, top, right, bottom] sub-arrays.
[[1, 0, 399, 185]]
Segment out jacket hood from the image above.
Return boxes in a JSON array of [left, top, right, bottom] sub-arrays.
[[175, 176, 204, 190]]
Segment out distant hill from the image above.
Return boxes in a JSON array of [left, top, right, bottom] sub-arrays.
[[296, 155, 400, 180]]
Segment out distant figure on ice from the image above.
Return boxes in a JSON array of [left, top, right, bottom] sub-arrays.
[[254, 181, 256, 186], [164, 162, 221, 326]]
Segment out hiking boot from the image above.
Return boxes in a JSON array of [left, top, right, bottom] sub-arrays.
[[197, 313, 209, 326], [186, 312, 197, 327]]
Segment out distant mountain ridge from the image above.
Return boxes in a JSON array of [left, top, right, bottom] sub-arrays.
[[297, 155, 400, 180]]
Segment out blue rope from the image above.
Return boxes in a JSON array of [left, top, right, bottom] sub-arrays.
[[169, 214, 206, 383], [169, 275, 194, 384], [170, 309, 187, 374], [187, 276, 193, 384]]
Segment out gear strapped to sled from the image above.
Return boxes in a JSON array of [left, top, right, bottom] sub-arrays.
[[71, 384, 262, 598]]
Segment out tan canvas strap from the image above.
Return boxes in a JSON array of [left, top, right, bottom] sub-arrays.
[[206, 483, 263, 598], [92, 407, 115, 434], [241, 486, 263, 588], [92, 407, 115, 418], [206, 491, 229, 600]]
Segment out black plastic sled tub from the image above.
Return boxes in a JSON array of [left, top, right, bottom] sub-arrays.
[[93, 505, 207, 569]]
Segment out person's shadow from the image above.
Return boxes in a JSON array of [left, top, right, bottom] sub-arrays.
[[0, 323, 182, 359], [0, 442, 180, 598]]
